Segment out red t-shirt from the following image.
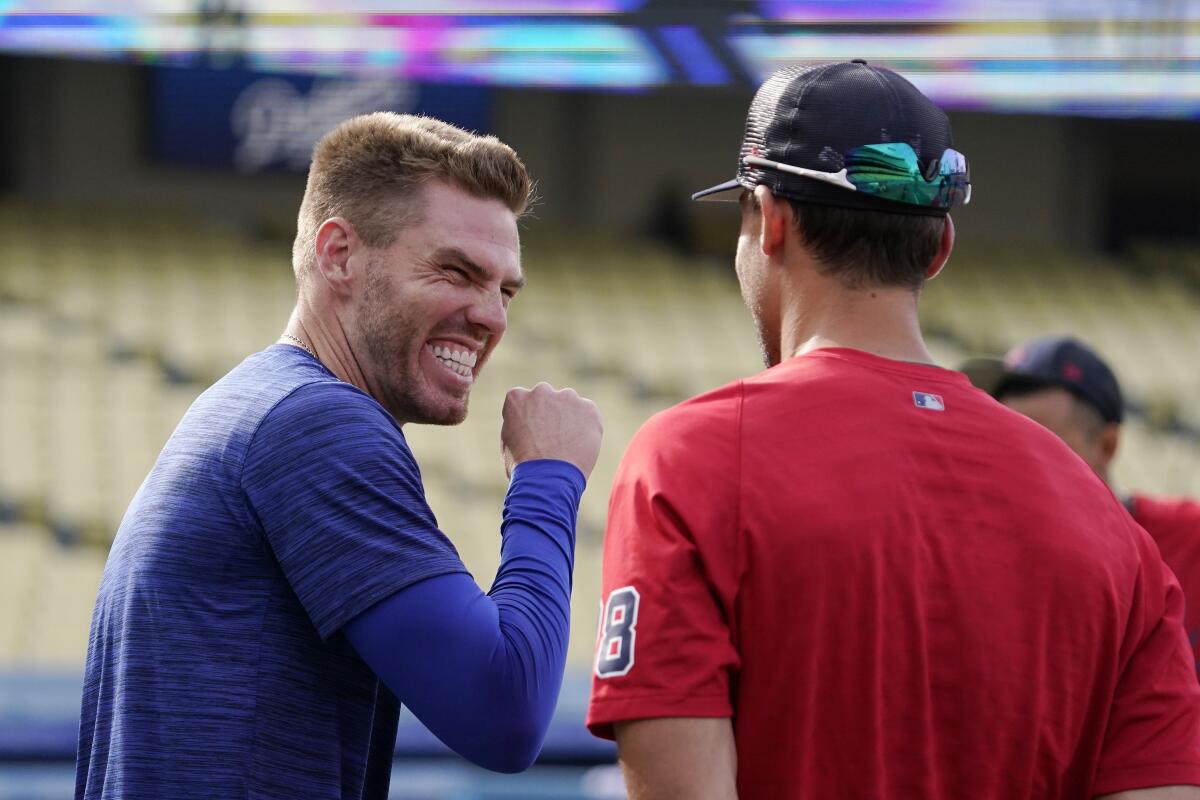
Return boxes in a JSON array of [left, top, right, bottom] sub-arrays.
[[587, 348, 1200, 799], [1132, 493, 1200, 674]]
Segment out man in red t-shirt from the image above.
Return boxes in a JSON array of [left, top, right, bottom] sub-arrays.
[[964, 335, 1200, 675], [586, 61, 1200, 800]]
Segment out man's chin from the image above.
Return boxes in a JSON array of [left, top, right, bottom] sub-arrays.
[[413, 395, 470, 426], [426, 408, 468, 426], [382, 390, 469, 426]]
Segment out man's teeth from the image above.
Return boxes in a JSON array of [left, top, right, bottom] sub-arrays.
[[430, 345, 478, 376]]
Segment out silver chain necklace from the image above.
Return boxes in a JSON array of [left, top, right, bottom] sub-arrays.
[[280, 333, 316, 358]]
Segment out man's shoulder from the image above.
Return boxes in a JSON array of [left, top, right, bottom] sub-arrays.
[[214, 347, 388, 432], [216, 346, 345, 402], [1133, 492, 1200, 534], [246, 381, 403, 469], [258, 374, 386, 429], [185, 347, 400, 472], [636, 379, 744, 449], [611, 380, 745, 489]]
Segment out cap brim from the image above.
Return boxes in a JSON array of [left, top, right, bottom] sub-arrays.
[[691, 178, 743, 203], [960, 357, 1060, 398], [958, 357, 1009, 395]]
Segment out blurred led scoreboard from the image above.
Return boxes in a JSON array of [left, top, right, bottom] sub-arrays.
[[2, 0, 1199, 117]]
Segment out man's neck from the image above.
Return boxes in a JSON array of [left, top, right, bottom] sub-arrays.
[[281, 303, 372, 394], [778, 279, 934, 366]]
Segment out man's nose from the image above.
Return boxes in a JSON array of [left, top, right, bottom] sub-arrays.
[[466, 289, 507, 336]]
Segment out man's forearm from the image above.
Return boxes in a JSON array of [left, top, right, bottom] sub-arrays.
[[344, 459, 584, 772], [1097, 788, 1200, 800], [616, 717, 738, 800]]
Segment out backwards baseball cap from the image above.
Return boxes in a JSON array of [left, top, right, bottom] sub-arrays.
[[961, 336, 1124, 424], [692, 60, 970, 217]]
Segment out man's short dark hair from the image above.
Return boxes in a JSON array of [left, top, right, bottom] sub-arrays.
[[788, 201, 946, 291]]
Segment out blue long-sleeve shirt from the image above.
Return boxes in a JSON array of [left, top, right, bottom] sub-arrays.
[[345, 458, 582, 772], [76, 345, 584, 800]]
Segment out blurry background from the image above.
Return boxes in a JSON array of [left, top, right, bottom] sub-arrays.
[[1, 1, 1199, 797]]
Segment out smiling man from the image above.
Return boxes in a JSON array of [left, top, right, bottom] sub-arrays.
[[75, 113, 603, 800]]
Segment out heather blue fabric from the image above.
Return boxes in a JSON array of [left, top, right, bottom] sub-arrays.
[[74, 345, 584, 799]]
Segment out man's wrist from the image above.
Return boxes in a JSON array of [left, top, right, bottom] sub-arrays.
[[504, 459, 586, 557], [510, 458, 587, 493]]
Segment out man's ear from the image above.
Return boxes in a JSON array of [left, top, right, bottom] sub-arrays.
[[1097, 423, 1120, 473], [754, 185, 791, 259], [314, 217, 359, 297], [925, 214, 956, 280]]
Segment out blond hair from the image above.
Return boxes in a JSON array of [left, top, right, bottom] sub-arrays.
[[292, 113, 532, 278]]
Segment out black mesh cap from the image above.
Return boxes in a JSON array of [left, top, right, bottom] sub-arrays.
[[693, 61, 960, 217]]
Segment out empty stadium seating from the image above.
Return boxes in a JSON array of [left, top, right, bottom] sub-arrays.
[[1, 201, 1198, 671]]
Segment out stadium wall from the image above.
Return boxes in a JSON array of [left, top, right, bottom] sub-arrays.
[[3, 56, 1198, 253]]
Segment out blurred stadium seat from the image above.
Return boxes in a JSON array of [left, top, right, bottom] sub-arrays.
[[4, 4, 1200, 795], [2, 204, 1200, 673], [922, 246, 1200, 497], [0, 204, 764, 673], [1, 204, 1198, 800]]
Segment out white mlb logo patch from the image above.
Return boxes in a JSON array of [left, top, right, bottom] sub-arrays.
[[912, 391, 945, 411]]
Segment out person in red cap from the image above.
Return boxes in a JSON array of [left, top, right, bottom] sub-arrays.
[[586, 61, 1200, 800], [965, 335, 1200, 676]]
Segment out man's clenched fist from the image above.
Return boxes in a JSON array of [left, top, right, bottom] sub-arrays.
[[501, 382, 603, 479]]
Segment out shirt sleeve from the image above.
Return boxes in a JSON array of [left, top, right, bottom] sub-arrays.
[[587, 391, 743, 740], [242, 381, 468, 640], [1132, 494, 1200, 675], [1093, 522, 1200, 795], [344, 459, 585, 773]]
